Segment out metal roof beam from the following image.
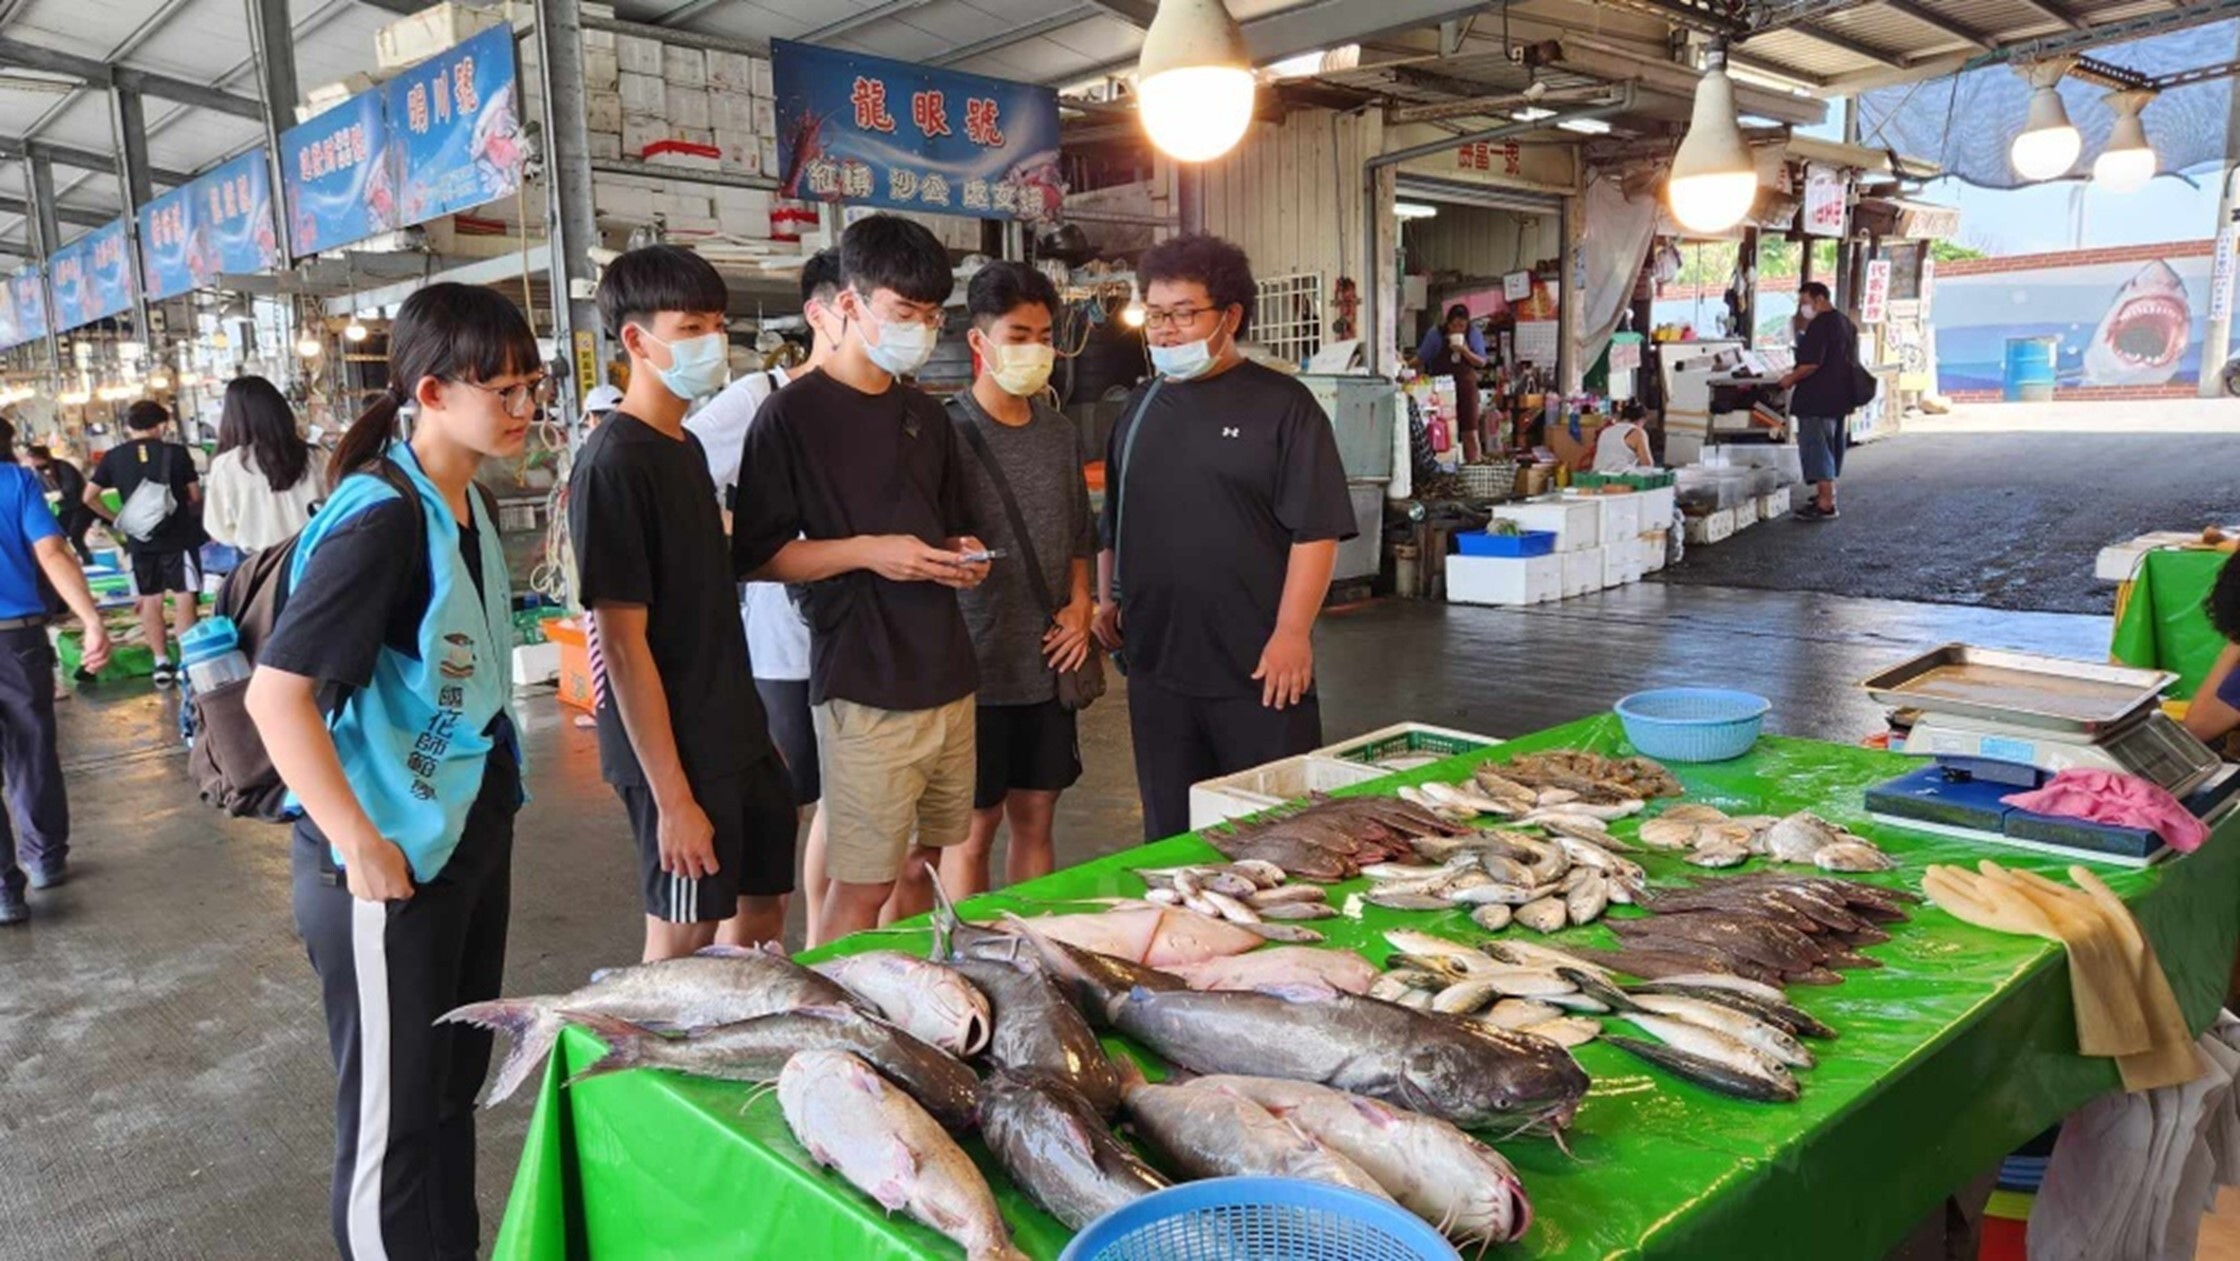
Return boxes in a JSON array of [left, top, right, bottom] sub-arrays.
[[0, 34, 263, 119], [0, 193, 103, 227], [0, 138, 187, 187], [2011, 0, 2089, 34], [1053, 0, 1494, 84], [930, 4, 1103, 67], [1789, 21, 1905, 68], [1875, 0, 1993, 52], [801, 0, 937, 44], [1081, 0, 1158, 29]]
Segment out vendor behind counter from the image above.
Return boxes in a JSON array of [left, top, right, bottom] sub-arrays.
[[1417, 304, 1491, 462]]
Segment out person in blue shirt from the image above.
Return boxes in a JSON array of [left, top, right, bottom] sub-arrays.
[[245, 283, 536, 1261], [0, 415, 110, 925], [2184, 560, 2240, 749], [1416, 303, 1492, 461]]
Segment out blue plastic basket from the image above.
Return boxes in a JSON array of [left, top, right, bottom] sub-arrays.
[[1614, 687, 1771, 763], [1455, 529, 1557, 558], [1059, 1177, 1460, 1261]]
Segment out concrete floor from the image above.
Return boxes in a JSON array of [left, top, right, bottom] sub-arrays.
[[1656, 414, 2240, 615], [0, 583, 2123, 1259]]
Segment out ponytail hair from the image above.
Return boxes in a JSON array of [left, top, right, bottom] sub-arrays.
[[330, 282, 540, 485]]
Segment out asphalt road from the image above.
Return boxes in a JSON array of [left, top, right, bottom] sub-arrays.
[[1654, 428, 2240, 614]]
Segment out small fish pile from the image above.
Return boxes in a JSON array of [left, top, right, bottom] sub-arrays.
[[1368, 932, 1842, 1103], [1200, 793, 1472, 882], [976, 902, 1269, 967], [1363, 824, 1644, 934], [1494, 749, 1686, 802], [1136, 860, 1339, 923], [1586, 873, 1917, 986], [1639, 805, 1897, 872]]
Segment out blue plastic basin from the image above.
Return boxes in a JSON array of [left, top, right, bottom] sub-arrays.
[[1614, 687, 1771, 762], [1059, 1177, 1460, 1261]]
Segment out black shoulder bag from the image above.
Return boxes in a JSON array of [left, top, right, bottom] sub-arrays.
[[952, 403, 1105, 712]]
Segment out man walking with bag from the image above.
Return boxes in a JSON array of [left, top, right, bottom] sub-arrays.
[[941, 262, 1094, 895], [1778, 281, 1863, 522], [87, 400, 202, 683]]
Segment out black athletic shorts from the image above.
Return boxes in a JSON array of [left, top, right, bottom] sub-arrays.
[[618, 754, 797, 922], [754, 677, 819, 806], [131, 548, 198, 596], [974, 699, 1081, 810]]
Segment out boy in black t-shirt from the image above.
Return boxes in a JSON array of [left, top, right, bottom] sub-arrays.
[[570, 244, 794, 961], [85, 400, 202, 685]]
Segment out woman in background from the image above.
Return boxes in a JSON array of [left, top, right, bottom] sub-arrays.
[[206, 375, 322, 553], [2184, 559, 2240, 750], [22, 445, 95, 564], [1415, 303, 1491, 462]]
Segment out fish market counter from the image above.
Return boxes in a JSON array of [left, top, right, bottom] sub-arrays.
[[490, 716, 2240, 1261]]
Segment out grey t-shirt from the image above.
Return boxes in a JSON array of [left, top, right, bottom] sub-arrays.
[[949, 391, 1093, 706]]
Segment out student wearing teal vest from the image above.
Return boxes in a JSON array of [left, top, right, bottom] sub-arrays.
[[245, 284, 540, 1261]]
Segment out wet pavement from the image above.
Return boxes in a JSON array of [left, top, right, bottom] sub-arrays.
[[1654, 426, 2240, 614], [0, 586, 2120, 1257]]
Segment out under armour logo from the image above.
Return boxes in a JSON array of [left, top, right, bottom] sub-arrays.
[[1221, 427, 1240, 438]]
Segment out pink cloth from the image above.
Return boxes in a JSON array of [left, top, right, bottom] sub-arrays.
[[2002, 769, 2210, 853]]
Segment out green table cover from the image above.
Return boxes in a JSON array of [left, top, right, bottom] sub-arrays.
[[2110, 548, 2233, 700], [491, 715, 2240, 1261]]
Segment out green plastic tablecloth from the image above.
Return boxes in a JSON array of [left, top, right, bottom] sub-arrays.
[[2111, 548, 2233, 699], [491, 716, 2240, 1261]]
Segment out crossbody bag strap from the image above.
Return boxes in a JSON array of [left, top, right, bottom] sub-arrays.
[[952, 403, 1057, 616], [1109, 378, 1164, 589]]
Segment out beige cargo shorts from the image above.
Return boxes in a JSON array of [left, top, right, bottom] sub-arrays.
[[813, 693, 976, 884]]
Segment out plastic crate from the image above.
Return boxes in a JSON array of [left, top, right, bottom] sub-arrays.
[[1188, 754, 1388, 830], [1317, 720, 1499, 770], [542, 617, 595, 711], [1455, 529, 1556, 558]]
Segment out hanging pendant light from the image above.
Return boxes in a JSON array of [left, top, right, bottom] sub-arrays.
[[2093, 89, 2157, 194], [296, 331, 323, 359], [2011, 60, 2082, 182], [1666, 43, 1758, 235], [343, 317, 370, 343], [1137, 0, 1254, 163]]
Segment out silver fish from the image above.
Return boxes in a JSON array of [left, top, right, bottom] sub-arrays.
[[1566, 872, 1610, 925], [1637, 817, 1704, 852], [1515, 897, 1568, 934], [812, 950, 993, 1057], [1384, 930, 1495, 970], [1203, 889, 1263, 924], [1686, 839, 1752, 869], [443, 944, 862, 1105], [1448, 882, 1543, 907], [1258, 901, 1339, 921], [979, 1069, 1170, 1231], [1481, 997, 1564, 1030], [1123, 1075, 1394, 1199], [1470, 903, 1514, 933], [1249, 884, 1329, 907], [1241, 921, 1327, 944], [1814, 839, 1897, 872], [1233, 859, 1288, 888], [1626, 1012, 1795, 1090], [1764, 811, 1846, 863], [1605, 1035, 1800, 1103], [1659, 804, 1733, 824], [950, 955, 1124, 1118], [1521, 1016, 1600, 1048], [1629, 993, 1815, 1068], [1367, 889, 1457, 912], [1143, 886, 1182, 905], [1194, 1075, 1534, 1248], [1485, 939, 1616, 976], [779, 1050, 1028, 1261], [1432, 977, 1502, 1015]]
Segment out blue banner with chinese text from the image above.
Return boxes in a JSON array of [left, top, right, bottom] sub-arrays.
[[48, 220, 134, 332], [0, 266, 45, 350], [384, 24, 522, 228], [281, 91, 393, 258], [771, 40, 1064, 222], [139, 149, 280, 300]]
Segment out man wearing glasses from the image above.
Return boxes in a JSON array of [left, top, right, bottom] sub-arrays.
[[1094, 233, 1356, 841], [734, 215, 991, 942]]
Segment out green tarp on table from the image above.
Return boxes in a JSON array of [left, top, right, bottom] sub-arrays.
[[2110, 548, 2233, 699], [491, 716, 2240, 1261]]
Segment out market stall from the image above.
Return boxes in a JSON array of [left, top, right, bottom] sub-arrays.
[[488, 712, 2240, 1261]]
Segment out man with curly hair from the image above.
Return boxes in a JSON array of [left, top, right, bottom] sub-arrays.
[[2184, 558, 2240, 747], [1093, 233, 1356, 841]]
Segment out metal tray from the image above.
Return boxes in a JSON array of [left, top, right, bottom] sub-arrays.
[[1860, 644, 2177, 733]]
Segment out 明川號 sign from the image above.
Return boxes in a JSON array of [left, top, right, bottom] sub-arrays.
[[771, 40, 1064, 222], [385, 23, 522, 228], [139, 150, 280, 301]]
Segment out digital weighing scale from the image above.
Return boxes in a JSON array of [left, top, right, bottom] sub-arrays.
[[1859, 644, 2240, 867]]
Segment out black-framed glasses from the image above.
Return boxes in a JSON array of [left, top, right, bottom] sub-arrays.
[[1140, 304, 1216, 331], [458, 375, 556, 416]]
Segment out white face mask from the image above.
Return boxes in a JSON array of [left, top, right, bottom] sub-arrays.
[[853, 292, 938, 378], [642, 329, 729, 400], [982, 342, 1055, 396], [1150, 335, 1217, 381]]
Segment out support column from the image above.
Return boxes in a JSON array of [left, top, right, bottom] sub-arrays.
[[1176, 163, 1203, 236], [109, 87, 155, 343], [244, 0, 297, 281], [533, 0, 605, 427], [2199, 23, 2240, 396], [27, 149, 59, 373]]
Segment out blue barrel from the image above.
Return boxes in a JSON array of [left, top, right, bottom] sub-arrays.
[[2003, 336, 2058, 402]]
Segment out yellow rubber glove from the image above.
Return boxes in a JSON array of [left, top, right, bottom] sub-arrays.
[[1921, 864, 2151, 1059], [2067, 866, 2201, 1092]]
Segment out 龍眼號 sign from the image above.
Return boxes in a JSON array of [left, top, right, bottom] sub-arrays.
[[771, 40, 1064, 222], [384, 23, 522, 228], [48, 219, 134, 332], [140, 150, 280, 300]]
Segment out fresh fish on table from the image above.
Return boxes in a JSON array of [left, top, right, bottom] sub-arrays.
[[989, 905, 1264, 968], [1687, 838, 1753, 868], [1604, 1035, 1800, 1103], [1481, 997, 1565, 1030], [1566, 871, 1611, 925], [1814, 839, 1898, 872], [1631, 971, 1788, 1004], [1169, 946, 1379, 995], [1483, 939, 1617, 977], [563, 1007, 983, 1130], [779, 1050, 1028, 1261], [1258, 901, 1340, 921], [1566, 971, 1815, 1068], [1193, 1075, 1535, 1248], [812, 950, 993, 1057], [442, 943, 863, 1105], [979, 1070, 1170, 1231], [1617, 1013, 1800, 1099], [1240, 921, 1328, 944], [1471, 903, 1514, 932], [1366, 889, 1457, 912], [950, 956, 1124, 1118], [1247, 884, 1329, 907], [1763, 811, 1852, 864], [1515, 896, 1568, 933], [1122, 1073, 1394, 1198], [1521, 1017, 1600, 1048]]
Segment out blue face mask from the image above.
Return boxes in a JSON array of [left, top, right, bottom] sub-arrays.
[[644, 330, 729, 400]]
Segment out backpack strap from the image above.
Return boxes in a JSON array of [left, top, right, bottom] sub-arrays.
[[950, 399, 1057, 616]]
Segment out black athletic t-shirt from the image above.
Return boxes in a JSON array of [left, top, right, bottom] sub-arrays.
[[731, 370, 979, 712], [90, 437, 203, 554], [1098, 360, 1357, 699], [1792, 308, 1858, 418], [569, 411, 773, 787]]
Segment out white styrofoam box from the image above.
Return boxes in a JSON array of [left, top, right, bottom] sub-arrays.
[[583, 22, 616, 50], [663, 43, 707, 87], [708, 50, 756, 93], [513, 641, 561, 688], [759, 137, 781, 173], [713, 93, 756, 136], [1562, 547, 1600, 597], [1638, 529, 1670, 573], [1758, 490, 1790, 522], [719, 138, 763, 176], [752, 97, 776, 136], [1447, 553, 1562, 607], [1704, 443, 1805, 485], [595, 180, 657, 218], [619, 71, 666, 116], [617, 33, 663, 76], [1601, 545, 1631, 589], [751, 57, 774, 98], [584, 46, 620, 90], [666, 215, 723, 236], [1493, 499, 1599, 552], [376, 2, 502, 70], [1593, 492, 1640, 542], [666, 85, 712, 130], [1731, 498, 1758, 530], [654, 191, 717, 219], [298, 74, 378, 121], [1684, 507, 1736, 545], [679, 126, 716, 149], [713, 186, 774, 224], [1189, 755, 1388, 831], [1641, 484, 1675, 528], [585, 90, 622, 134], [622, 114, 672, 156], [588, 131, 623, 161]]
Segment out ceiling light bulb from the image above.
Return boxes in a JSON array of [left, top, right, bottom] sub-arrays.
[[2011, 62, 2081, 182], [2093, 89, 2157, 194], [1137, 0, 1254, 163], [296, 334, 323, 358], [147, 372, 170, 390], [1394, 201, 1439, 220], [1121, 301, 1145, 328], [344, 319, 369, 343], [1667, 49, 1758, 234]]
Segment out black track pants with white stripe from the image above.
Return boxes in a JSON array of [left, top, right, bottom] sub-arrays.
[[291, 757, 518, 1260]]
